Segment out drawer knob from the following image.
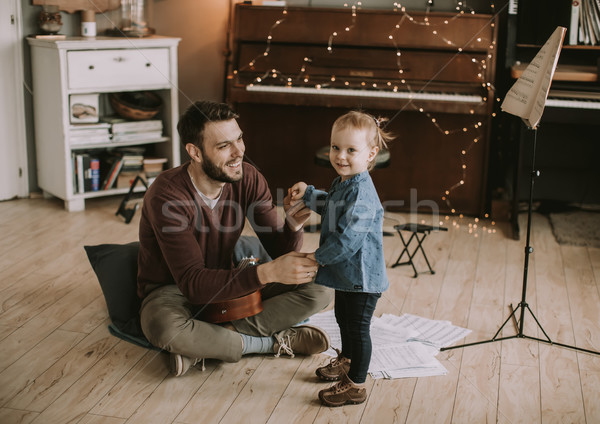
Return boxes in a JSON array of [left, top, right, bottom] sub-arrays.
[[146, 62, 151, 67], [88, 65, 94, 70]]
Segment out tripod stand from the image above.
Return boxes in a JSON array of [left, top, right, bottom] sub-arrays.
[[441, 125, 599, 356]]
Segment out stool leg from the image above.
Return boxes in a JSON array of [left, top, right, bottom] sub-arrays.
[[392, 232, 419, 277], [406, 240, 420, 278], [415, 232, 435, 274], [391, 231, 411, 267]]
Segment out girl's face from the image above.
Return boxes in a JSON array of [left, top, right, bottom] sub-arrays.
[[329, 127, 379, 181]]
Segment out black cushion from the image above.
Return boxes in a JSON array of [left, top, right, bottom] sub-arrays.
[[84, 236, 270, 348], [84, 242, 148, 344]]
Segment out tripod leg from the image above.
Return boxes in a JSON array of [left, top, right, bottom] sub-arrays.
[[523, 303, 553, 343], [509, 303, 519, 333], [441, 304, 523, 351]]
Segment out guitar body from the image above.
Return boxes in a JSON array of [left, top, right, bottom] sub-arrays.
[[199, 290, 263, 323], [198, 256, 264, 323]]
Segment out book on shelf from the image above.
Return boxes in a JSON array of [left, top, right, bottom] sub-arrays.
[[70, 122, 112, 145], [101, 156, 124, 190], [121, 160, 144, 174], [569, 0, 581, 45], [73, 153, 100, 193], [70, 122, 111, 130], [501, 26, 566, 129], [30, 34, 67, 40], [90, 158, 100, 191], [588, 0, 600, 42], [573, 0, 600, 45], [97, 147, 148, 190], [112, 131, 164, 143], [101, 115, 163, 134], [71, 134, 112, 145]]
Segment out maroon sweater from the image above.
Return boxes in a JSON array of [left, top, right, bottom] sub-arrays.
[[137, 161, 302, 304]]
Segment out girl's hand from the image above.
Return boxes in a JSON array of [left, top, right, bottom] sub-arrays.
[[283, 183, 311, 232], [289, 182, 308, 201]]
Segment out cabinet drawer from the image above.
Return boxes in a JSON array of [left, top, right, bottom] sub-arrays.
[[67, 48, 170, 90]]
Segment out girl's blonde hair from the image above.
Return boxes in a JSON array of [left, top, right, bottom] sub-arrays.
[[331, 111, 393, 170]]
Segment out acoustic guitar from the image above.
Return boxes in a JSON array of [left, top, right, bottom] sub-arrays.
[[198, 256, 264, 323]]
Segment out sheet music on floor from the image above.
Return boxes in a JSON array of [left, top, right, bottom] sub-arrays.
[[306, 310, 471, 380]]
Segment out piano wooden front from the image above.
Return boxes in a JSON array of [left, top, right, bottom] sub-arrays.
[[226, 5, 498, 216]]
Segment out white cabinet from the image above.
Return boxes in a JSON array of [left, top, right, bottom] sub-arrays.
[[27, 36, 181, 212]]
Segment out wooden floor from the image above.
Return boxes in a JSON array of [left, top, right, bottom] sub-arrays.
[[0, 196, 599, 424]]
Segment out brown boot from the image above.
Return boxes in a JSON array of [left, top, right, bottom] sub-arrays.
[[316, 348, 351, 381], [318, 371, 367, 407], [273, 325, 330, 358]]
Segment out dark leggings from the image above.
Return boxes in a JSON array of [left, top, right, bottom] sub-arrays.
[[334, 290, 381, 384]]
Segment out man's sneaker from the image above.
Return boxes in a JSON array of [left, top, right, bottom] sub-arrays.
[[316, 348, 351, 381], [318, 371, 367, 407], [273, 325, 330, 358], [169, 352, 200, 377]]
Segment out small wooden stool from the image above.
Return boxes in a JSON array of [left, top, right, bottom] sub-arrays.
[[392, 223, 448, 278]]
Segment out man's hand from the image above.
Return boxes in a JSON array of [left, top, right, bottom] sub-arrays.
[[256, 251, 318, 285], [284, 183, 312, 232]]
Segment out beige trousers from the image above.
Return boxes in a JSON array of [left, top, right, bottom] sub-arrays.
[[140, 282, 332, 362]]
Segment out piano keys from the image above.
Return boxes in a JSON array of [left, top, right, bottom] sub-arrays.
[[246, 85, 485, 106], [226, 4, 498, 215], [546, 90, 600, 110]]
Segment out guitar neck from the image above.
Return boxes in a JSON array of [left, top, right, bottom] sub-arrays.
[[236, 256, 259, 270]]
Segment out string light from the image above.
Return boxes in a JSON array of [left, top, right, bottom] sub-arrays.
[[234, 0, 497, 218]]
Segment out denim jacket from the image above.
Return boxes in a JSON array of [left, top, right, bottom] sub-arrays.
[[303, 171, 389, 293]]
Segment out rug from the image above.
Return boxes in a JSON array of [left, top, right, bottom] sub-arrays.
[[549, 211, 600, 248]]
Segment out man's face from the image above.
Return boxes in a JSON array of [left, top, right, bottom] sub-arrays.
[[200, 119, 245, 183]]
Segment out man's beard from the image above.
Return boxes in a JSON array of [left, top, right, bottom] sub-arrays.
[[202, 155, 243, 183]]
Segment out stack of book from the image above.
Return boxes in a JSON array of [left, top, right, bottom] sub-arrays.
[[69, 123, 111, 145], [101, 116, 164, 142], [100, 147, 147, 190], [116, 151, 146, 188], [569, 0, 600, 45], [71, 153, 100, 193]]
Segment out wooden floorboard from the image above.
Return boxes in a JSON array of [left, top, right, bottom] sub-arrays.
[[0, 196, 599, 423]]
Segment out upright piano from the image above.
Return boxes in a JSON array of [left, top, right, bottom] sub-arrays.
[[226, 4, 498, 216]]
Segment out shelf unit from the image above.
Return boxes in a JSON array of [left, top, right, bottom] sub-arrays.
[[27, 36, 181, 211]]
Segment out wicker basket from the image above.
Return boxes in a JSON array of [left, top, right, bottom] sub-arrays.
[[109, 91, 162, 121]]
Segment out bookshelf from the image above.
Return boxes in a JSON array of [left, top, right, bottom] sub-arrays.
[[27, 36, 181, 212]]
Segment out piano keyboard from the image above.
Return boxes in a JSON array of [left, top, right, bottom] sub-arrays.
[[546, 97, 600, 110], [546, 90, 600, 110], [246, 85, 483, 104]]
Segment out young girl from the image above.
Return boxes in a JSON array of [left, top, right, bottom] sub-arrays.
[[288, 111, 392, 406]]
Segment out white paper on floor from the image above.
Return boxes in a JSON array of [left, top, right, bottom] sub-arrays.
[[306, 310, 471, 379]]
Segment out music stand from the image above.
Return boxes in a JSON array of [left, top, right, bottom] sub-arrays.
[[442, 26, 599, 356], [441, 125, 599, 356]]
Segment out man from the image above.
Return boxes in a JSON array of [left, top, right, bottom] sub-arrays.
[[137, 100, 333, 376]]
